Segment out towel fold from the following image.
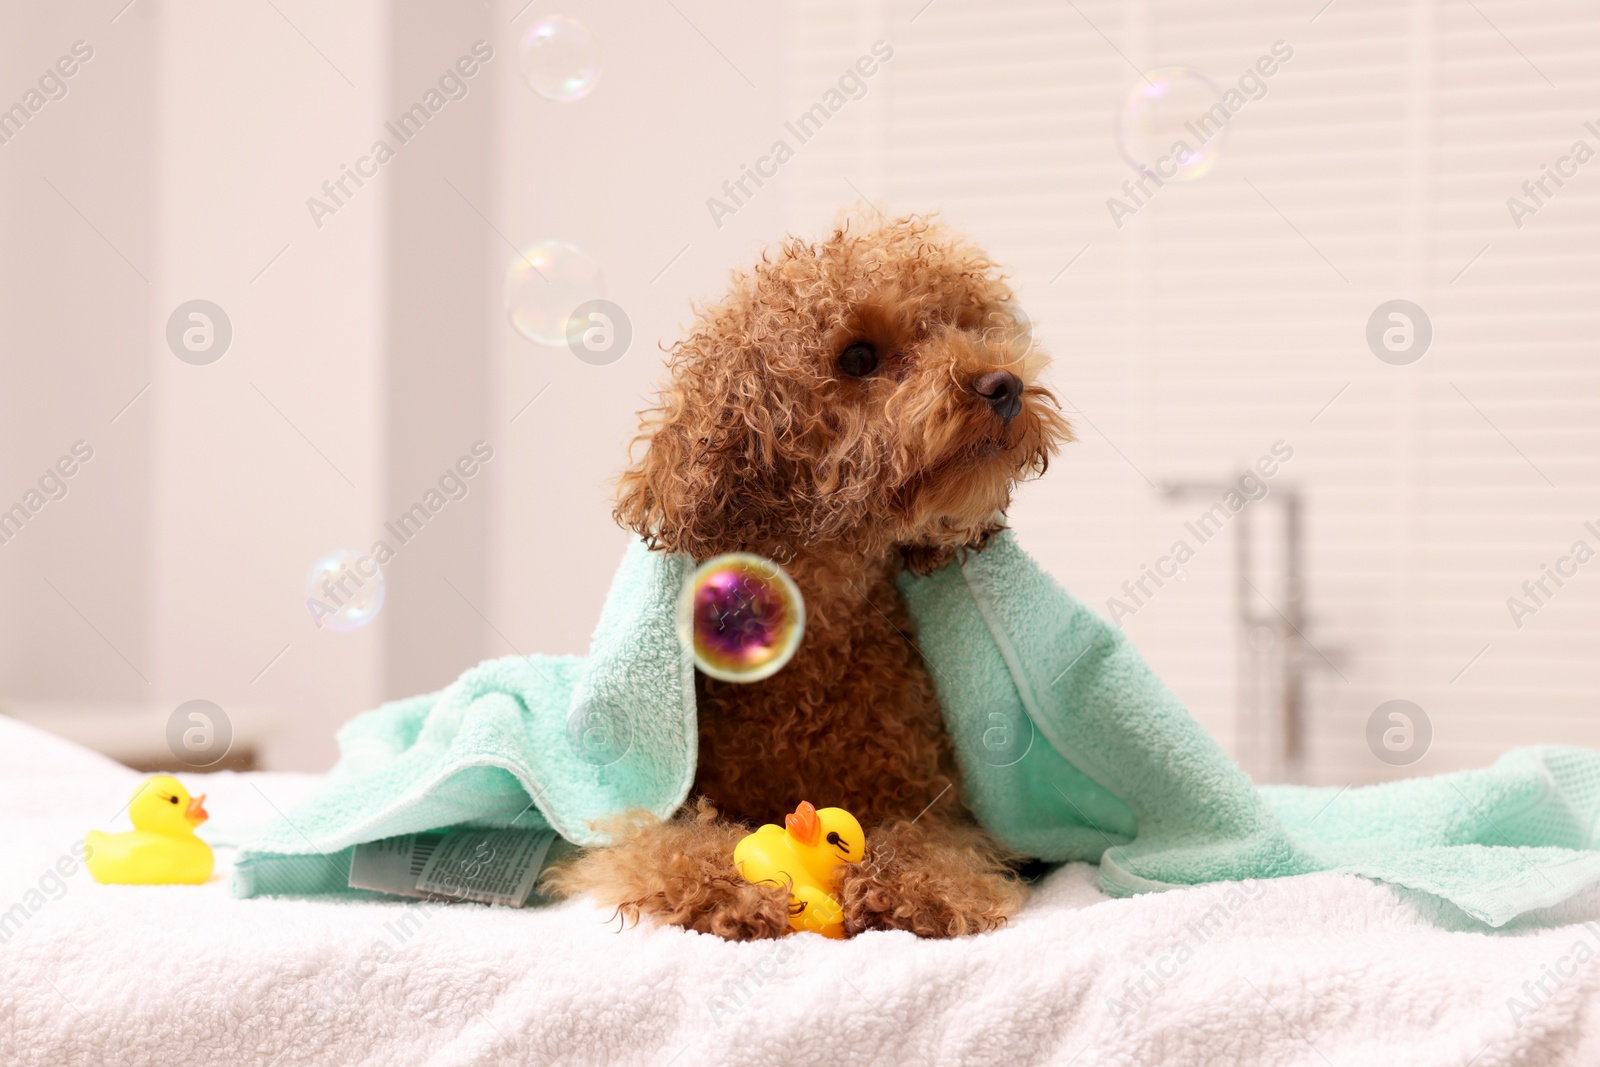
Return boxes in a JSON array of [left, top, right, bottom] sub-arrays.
[[237, 531, 1600, 927]]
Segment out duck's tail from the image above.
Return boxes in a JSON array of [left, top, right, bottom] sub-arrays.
[[83, 830, 108, 879]]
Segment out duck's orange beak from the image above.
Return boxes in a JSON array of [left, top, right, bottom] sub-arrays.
[[784, 801, 820, 847], [186, 794, 209, 824]]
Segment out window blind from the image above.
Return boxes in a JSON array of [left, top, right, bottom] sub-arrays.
[[782, 0, 1600, 784]]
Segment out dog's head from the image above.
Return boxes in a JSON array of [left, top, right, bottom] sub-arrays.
[[616, 213, 1073, 572]]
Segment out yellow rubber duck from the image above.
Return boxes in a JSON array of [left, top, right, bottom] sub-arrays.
[[86, 775, 214, 885], [733, 801, 864, 939]]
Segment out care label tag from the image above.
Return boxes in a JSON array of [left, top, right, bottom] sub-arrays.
[[348, 828, 557, 908]]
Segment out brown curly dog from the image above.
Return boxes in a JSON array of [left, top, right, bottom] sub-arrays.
[[544, 212, 1073, 940]]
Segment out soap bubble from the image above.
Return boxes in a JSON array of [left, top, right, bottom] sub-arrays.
[[1116, 68, 1228, 183], [518, 15, 599, 101], [304, 549, 385, 631], [677, 554, 805, 683], [566, 299, 633, 366], [503, 241, 604, 346]]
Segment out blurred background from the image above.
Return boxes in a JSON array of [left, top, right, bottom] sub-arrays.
[[2, 0, 1597, 785]]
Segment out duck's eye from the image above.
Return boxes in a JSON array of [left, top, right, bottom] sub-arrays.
[[167, 796, 179, 805], [837, 341, 879, 378], [826, 831, 848, 851]]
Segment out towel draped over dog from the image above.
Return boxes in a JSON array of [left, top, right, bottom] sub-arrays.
[[235, 532, 1600, 926]]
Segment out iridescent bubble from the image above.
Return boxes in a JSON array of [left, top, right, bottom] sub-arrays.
[[503, 241, 604, 346], [677, 554, 805, 683], [304, 549, 385, 632], [1116, 68, 1228, 183], [518, 15, 599, 102]]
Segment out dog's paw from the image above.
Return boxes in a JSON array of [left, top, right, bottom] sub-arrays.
[[637, 873, 794, 941], [541, 800, 794, 942], [837, 823, 1027, 939]]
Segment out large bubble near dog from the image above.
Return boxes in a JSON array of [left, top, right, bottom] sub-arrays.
[[1116, 67, 1228, 183], [677, 554, 805, 683], [503, 241, 604, 346], [518, 15, 599, 102]]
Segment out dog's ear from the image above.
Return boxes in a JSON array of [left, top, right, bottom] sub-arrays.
[[614, 334, 797, 560], [612, 402, 723, 559]]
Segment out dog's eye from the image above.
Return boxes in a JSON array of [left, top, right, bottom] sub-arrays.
[[837, 342, 879, 378]]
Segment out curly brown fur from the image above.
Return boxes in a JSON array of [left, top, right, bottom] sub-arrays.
[[542, 800, 792, 940], [548, 211, 1072, 940], [840, 820, 1028, 938]]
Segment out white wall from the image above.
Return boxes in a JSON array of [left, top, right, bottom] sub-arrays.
[[486, 0, 789, 657], [150, 0, 390, 769], [0, 0, 393, 770], [0, 3, 155, 706]]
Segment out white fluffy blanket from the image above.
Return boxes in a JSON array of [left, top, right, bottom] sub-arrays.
[[3, 716, 1598, 1067]]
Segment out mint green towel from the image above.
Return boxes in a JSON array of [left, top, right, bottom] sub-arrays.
[[236, 532, 1600, 927]]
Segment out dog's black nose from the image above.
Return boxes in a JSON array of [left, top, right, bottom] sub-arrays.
[[972, 371, 1024, 424]]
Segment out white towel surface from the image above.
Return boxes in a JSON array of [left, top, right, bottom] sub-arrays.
[[3, 715, 1600, 1067]]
